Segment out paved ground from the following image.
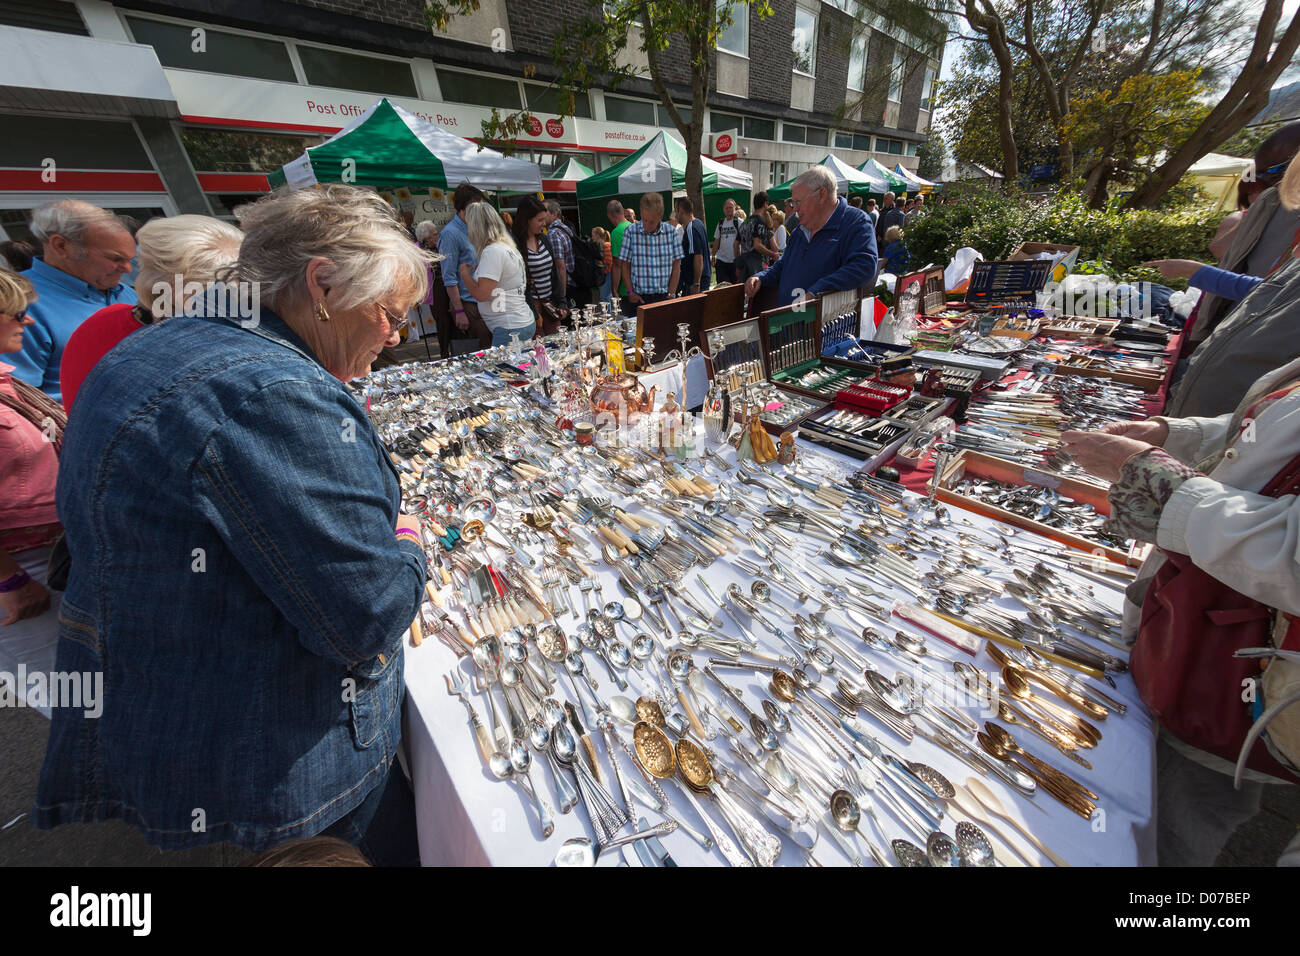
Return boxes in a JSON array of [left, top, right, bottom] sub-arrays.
[[3, 336, 1296, 866]]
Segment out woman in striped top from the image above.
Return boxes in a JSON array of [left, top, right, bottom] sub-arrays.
[[513, 195, 568, 334]]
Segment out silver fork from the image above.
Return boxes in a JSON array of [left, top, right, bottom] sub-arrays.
[[445, 671, 495, 767]]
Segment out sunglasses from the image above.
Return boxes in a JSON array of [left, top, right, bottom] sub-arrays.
[[5, 308, 28, 322]]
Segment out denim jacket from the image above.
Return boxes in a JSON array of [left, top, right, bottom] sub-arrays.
[[34, 309, 427, 851]]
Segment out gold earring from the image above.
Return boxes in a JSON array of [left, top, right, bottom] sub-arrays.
[[314, 300, 330, 322]]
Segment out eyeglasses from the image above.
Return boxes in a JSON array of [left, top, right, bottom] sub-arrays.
[[788, 187, 825, 209], [377, 301, 411, 333], [4, 308, 28, 322]]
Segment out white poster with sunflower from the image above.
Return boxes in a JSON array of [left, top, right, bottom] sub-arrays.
[[420, 186, 455, 228]]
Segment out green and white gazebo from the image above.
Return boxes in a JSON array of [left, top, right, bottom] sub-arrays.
[[767, 155, 884, 203], [267, 97, 543, 192], [858, 158, 910, 194], [549, 157, 596, 188], [575, 131, 752, 232]]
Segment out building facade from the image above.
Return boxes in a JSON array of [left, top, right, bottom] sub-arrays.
[[0, 0, 941, 237]]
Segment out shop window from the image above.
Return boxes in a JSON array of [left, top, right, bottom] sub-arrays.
[[436, 69, 522, 110], [297, 46, 417, 98], [744, 117, 775, 140], [657, 103, 693, 128], [0, 115, 151, 169], [126, 16, 297, 83], [182, 128, 325, 173], [525, 84, 593, 118], [711, 111, 744, 133], [604, 96, 656, 126], [1, 206, 166, 244]]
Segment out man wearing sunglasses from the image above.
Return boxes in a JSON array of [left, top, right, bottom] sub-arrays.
[[10, 200, 137, 401], [1190, 122, 1300, 347]]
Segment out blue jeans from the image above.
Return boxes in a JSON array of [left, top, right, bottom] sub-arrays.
[[598, 273, 612, 308], [321, 756, 421, 866], [491, 322, 536, 347]]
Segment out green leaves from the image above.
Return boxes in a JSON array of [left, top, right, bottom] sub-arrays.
[[904, 184, 1224, 282]]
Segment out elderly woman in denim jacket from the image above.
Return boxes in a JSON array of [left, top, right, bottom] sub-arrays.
[[35, 186, 431, 865]]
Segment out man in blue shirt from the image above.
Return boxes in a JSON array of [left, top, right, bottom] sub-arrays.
[[13, 200, 137, 401], [618, 192, 683, 308], [745, 166, 878, 307], [436, 183, 492, 349], [674, 196, 711, 296]]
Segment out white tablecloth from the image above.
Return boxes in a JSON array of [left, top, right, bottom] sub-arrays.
[[637, 354, 710, 411], [403, 440, 1156, 866]]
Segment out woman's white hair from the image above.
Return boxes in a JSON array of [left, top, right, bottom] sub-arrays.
[[415, 219, 439, 243], [464, 202, 515, 257], [233, 185, 432, 314], [134, 215, 243, 319]]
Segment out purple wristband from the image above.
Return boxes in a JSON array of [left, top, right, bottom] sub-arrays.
[[0, 570, 32, 593]]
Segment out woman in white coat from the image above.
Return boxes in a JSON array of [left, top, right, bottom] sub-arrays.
[[1062, 169, 1300, 864]]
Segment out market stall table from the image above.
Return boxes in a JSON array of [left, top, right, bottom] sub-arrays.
[[399, 431, 1156, 866]]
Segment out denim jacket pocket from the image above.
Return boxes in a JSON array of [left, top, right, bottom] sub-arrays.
[[348, 648, 401, 749]]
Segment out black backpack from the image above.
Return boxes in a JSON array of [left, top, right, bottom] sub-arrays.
[[568, 227, 603, 289]]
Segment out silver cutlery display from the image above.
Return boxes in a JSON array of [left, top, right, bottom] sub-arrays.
[[363, 326, 1134, 867]]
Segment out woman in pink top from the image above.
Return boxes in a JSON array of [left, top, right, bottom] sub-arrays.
[[0, 269, 65, 651]]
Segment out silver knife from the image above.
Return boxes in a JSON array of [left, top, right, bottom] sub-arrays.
[[639, 815, 678, 867], [622, 844, 646, 867]]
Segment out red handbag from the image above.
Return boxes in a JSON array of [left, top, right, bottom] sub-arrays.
[[1132, 451, 1300, 781]]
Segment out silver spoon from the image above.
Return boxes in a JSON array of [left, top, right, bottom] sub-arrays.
[[508, 739, 555, 838], [955, 821, 997, 867], [529, 717, 579, 814], [926, 830, 962, 867]]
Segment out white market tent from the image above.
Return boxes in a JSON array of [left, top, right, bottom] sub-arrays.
[[768, 154, 885, 202], [1184, 152, 1253, 212]]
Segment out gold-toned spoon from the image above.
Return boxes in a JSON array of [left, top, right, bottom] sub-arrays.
[[996, 701, 1093, 769], [1004, 662, 1107, 720], [985, 723, 1098, 799], [632, 721, 750, 867], [1002, 666, 1104, 744], [676, 736, 781, 866], [976, 732, 1095, 819]]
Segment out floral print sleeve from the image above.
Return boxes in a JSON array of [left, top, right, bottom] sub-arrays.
[[1105, 447, 1202, 543]]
